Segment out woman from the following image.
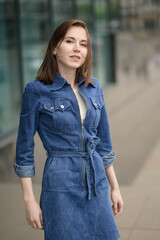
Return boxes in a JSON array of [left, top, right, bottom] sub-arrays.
[[14, 19, 123, 240]]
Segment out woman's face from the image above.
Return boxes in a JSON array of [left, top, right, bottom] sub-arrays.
[[53, 26, 88, 72]]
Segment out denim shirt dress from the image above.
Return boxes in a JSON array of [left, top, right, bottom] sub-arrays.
[[14, 72, 120, 240]]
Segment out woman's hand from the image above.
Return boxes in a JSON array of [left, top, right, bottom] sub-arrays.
[[24, 199, 44, 230], [105, 165, 124, 217], [111, 188, 124, 217]]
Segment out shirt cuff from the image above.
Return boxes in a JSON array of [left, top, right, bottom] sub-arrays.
[[102, 151, 116, 168], [14, 163, 35, 177]]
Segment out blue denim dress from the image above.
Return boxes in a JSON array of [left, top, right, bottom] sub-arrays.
[[14, 73, 120, 240]]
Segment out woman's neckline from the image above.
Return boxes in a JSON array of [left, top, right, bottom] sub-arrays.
[[72, 86, 78, 91]]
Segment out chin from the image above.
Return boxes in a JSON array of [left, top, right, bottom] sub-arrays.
[[68, 64, 82, 69]]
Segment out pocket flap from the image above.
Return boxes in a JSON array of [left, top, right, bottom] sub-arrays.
[[43, 99, 71, 112], [90, 96, 103, 109]]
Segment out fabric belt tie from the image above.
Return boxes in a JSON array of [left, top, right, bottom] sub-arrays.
[[46, 136, 100, 200]]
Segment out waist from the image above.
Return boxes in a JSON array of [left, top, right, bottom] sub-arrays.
[[46, 136, 100, 159], [46, 150, 91, 158]]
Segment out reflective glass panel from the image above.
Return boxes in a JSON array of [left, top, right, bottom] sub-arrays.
[[0, 0, 21, 138]]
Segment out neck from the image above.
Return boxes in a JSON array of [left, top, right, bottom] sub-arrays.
[[58, 67, 77, 89]]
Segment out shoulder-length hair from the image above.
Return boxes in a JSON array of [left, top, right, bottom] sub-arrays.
[[36, 19, 94, 87]]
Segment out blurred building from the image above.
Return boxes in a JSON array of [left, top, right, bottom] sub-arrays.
[[0, 0, 160, 180]]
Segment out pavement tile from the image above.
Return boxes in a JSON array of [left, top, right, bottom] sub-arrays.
[[135, 190, 160, 230], [133, 170, 160, 187], [116, 137, 160, 238], [129, 229, 160, 240], [115, 186, 148, 229], [133, 138, 160, 187], [118, 229, 131, 240], [1, 226, 43, 240]]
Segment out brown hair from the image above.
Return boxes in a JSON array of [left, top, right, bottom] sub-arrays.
[[36, 19, 94, 87]]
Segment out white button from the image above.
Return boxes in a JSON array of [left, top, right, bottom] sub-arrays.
[[94, 103, 97, 107], [50, 106, 54, 110], [98, 103, 101, 107], [61, 104, 64, 109]]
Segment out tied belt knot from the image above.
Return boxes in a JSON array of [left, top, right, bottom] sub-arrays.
[[46, 136, 100, 200]]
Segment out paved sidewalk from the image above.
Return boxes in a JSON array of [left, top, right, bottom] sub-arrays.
[[115, 137, 160, 240]]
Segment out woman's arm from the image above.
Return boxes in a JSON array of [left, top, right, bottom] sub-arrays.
[[14, 82, 43, 229], [105, 165, 124, 217], [93, 80, 124, 216], [20, 178, 43, 230]]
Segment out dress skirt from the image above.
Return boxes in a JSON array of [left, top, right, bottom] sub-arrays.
[[40, 152, 120, 240]]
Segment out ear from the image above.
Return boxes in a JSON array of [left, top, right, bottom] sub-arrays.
[[53, 48, 57, 55]]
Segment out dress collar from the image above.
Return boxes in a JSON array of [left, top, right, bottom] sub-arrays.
[[50, 72, 96, 91]]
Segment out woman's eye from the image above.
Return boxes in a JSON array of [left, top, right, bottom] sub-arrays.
[[66, 40, 73, 43], [81, 44, 87, 47], [65, 40, 87, 47]]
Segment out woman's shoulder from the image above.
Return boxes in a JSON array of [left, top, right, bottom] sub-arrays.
[[28, 79, 46, 88], [22, 80, 47, 102], [24, 79, 47, 93]]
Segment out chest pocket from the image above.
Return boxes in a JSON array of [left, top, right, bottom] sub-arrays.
[[90, 96, 104, 128], [43, 99, 74, 132]]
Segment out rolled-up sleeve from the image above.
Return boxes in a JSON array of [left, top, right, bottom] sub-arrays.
[[96, 85, 116, 168], [102, 151, 116, 168], [14, 81, 41, 177]]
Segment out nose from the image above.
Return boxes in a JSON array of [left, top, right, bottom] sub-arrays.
[[73, 43, 80, 52]]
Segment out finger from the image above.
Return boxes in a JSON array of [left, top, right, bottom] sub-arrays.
[[114, 211, 121, 217], [40, 213, 43, 225], [40, 213, 44, 229], [113, 202, 118, 215], [28, 218, 40, 230], [114, 202, 124, 217], [32, 214, 43, 230], [27, 216, 43, 230], [112, 207, 119, 217], [31, 222, 38, 230], [36, 220, 43, 230], [33, 217, 43, 230], [118, 201, 124, 214]]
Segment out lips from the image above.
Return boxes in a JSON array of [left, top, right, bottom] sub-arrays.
[[70, 55, 81, 59]]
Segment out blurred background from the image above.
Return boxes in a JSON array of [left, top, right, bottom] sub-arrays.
[[0, 0, 160, 239]]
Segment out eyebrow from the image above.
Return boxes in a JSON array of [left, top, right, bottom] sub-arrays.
[[64, 36, 87, 42]]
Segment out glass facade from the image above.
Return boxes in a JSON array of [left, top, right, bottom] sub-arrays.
[[119, 0, 160, 31], [0, 0, 160, 141], [0, 0, 21, 138], [20, 0, 49, 85]]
